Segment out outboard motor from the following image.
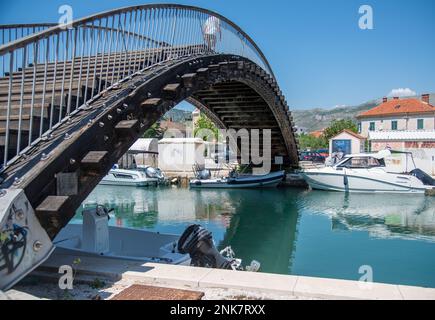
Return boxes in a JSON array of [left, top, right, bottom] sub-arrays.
[[178, 225, 237, 270], [178, 225, 261, 272], [198, 169, 211, 180], [410, 169, 435, 186]]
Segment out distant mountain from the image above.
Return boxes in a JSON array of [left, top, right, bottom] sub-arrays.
[[292, 93, 434, 133]]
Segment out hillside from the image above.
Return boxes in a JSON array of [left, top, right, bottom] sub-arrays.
[[292, 94, 434, 133]]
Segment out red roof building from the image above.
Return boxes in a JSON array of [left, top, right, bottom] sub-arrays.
[[356, 94, 434, 137]]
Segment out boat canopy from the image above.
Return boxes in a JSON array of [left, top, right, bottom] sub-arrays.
[[128, 138, 158, 155], [340, 150, 392, 160]]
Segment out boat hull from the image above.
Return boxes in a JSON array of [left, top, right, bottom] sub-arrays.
[[301, 170, 430, 194], [190, 171, 285, 189], [99, 179, 158, 187]]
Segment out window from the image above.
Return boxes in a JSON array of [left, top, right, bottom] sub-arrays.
[[114, 173, 134, 179], [338, 157, 384, 169], [369, 122, 375, 131], [417, 119, 424, 130], [358, 123, 362, 133], [391, 121, 398, 130]]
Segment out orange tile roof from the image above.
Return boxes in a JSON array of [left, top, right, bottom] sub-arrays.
[[357, 98, 434, 118], [335, 129, 366, 140], [310, 129, 325, 138]]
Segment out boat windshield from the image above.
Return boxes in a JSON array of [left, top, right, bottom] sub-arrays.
[[336, 156, 385, 169]]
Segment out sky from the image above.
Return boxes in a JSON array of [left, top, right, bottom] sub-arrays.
[[1, 0, 434, 110]]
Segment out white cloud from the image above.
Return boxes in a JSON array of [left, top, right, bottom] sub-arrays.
[[387, 88, 416, 98]]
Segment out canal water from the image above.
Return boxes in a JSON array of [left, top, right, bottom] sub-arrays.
[[73, 186, 435, 288]]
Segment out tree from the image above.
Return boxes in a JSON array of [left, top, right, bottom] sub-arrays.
[[194, 114, 219, 141], [297, 133, 328, 151], [144, 122, 166, 139], [323, 119, 358, 141]]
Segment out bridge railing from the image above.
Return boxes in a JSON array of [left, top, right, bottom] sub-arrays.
[[0, 4, 274, 169], [0, 24, 57, 46]]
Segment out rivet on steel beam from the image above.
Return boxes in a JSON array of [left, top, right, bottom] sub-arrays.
[[108, 115, 113, 120], [147, 92, 152, 97], [13, 177, 22, 186], [33, 241, 43, 252], [99, 122, 105, 128], [116, 108, 122, 114], [123, 103, 128, 108], [104, 136, 109, 142], [70, 159, 76, 165], [64, 133, 71, 140], [41, 153, 50, 161], [88, 119, 94, 126]]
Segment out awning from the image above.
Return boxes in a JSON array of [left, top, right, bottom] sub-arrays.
[[369, 130, 435, 141]]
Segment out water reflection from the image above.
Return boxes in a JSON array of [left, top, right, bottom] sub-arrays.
[[74, 185, 435, 286], [299, 191, 435, 242]]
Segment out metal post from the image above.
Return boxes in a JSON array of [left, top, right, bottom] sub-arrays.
[[17, 46, 27, 154], [3, 52, 14, 166], [50, 34, 60, 129], [104, 15, 115, 90], [84, 22, 95, 105], [76, 27, 86, 109], [67, 27, 78, 115], [59, 30, 69, 122], [39, 37, 50, 136], [91, 20, 102, 99], [98, 18, 109, 93], [28, 40, 39, 145]]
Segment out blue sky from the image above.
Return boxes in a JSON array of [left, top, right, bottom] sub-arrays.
[[1, 0, 434, 110]]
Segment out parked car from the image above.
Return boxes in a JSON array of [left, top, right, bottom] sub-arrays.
[[299, 151, 325, 163], [316, 149, 329, 158]]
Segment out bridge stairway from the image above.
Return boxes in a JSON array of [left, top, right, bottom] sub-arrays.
[[0, 49, 172, 163]]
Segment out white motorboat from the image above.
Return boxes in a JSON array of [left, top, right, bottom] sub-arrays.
[[300, 150, 435, 194], [100, 168, 158, 187], [54, 206, 257, 271], [54, 206, 190, 265], [190, 170, 286, 189]]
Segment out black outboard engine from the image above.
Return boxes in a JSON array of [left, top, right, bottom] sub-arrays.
[[410, 169, 435, 186], [178, 225, 236, 269]]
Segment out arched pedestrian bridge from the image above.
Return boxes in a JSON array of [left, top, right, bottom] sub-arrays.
[[0, 4, 298, 290]]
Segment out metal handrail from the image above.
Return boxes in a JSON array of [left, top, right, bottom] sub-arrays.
[[0, 24, 57, 46], [0, 4, 275, 169]]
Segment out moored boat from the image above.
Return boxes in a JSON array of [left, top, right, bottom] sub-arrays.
[[190, 170, 286, 189], [300, 150, 435, 194], [100, 168, 159, 187]]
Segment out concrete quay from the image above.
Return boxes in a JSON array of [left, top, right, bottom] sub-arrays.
[[6, 252, 435, 300]]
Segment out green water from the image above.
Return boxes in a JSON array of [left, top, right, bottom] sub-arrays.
[[74, 185, 435, 288]]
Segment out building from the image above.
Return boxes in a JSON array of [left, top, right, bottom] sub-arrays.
[[329, 129, 366, 156], [310, 129, 325, 138], [192, 108, 201, 127], [369, 131, 435, 176], [356, 93, 435, 176], [158, 138, 206, 176], [357, 94, 435, 138]]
